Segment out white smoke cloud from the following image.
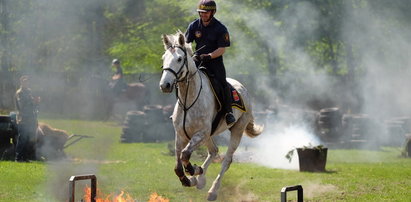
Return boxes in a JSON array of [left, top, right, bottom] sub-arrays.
[[238, 123, 321, 170]]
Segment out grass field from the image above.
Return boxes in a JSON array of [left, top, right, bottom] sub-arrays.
[[0, 119, 410, 202]]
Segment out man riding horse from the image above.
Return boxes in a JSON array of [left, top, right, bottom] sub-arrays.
[[159, 2, 264, 200], [185, 0, 235, 125], [109, 58, 128, 96]]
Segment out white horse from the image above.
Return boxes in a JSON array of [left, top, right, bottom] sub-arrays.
[[159, 31, 264, 201]]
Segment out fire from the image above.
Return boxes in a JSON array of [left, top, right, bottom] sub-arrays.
[[83, 186, 169, 202], [148, 192, 170, 202]]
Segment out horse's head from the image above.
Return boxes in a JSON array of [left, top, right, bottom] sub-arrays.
[[159, 31, 194, 93]]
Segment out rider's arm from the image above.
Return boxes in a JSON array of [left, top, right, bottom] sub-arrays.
[[112, 67, 123, 80], [112, 74, 120, 80], [208, 47, 225, 59]]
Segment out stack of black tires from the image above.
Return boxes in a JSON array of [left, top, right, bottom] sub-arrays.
[[0, 113, 18, 160], [121, 105, 174, 143], [317, 108, 342, 142], [384, 117, 411, 147], [317, 107, 408, 148]]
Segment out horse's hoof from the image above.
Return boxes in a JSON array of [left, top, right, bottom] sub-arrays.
[[188, 176, 198, 187], [197, 166, 204, 175], [207, 192, 217, 201], [180, 176, 191, 187], [196, 175, 206, 189], [193, 165, 203, 176], [184, 163, 195, 176]]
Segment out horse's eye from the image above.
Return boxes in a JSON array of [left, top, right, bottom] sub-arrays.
[[177, 57, 182, 62]]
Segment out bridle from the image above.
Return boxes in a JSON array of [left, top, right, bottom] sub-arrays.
[[162, 46, 189, 83], [161, 45, 203, 140]]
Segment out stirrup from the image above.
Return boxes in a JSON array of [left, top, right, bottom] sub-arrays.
[[225, 112, 235, 125]]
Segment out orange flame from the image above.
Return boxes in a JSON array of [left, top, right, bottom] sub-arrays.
[[148, 192, 170, 202], [83, 186, 169, 202]]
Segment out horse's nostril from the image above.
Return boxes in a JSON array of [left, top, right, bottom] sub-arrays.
[[160, 82, 172, 92]]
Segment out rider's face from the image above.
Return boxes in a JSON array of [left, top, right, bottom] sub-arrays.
[[199, 11, 213, 23]]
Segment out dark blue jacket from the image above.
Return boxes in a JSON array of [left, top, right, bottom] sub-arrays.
[[185, 17, 230, 67]]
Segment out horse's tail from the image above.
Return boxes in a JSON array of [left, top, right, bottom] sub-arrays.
[[244, 119, 264, 138]]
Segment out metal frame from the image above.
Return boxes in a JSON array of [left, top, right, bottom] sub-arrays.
[[281, 185, 303, 202], [69, 174, 97, 202]]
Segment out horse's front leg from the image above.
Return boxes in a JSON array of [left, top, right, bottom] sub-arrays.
[[174, 137, 192, 187], [181, 132, 207, 177]]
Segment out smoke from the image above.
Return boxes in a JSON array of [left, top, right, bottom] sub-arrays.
[[13, 0, 104, 73], [221, 1, 336, 106], [236, 113, 321, 170], [215, 1, 411, 165], [342, 3, 411, 118], [220, 1, 411, 115], [4, 1, 127, 201], [211, 1, 325, 169]]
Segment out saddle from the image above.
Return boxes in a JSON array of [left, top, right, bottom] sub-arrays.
[[200, 67, 246, 134]]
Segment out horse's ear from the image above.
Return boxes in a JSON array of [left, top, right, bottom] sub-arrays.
[[162, 34, 171, 50], [178, 33, 185, 47]]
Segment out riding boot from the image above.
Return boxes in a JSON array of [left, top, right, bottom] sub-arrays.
[[223, 84, 235, 125]]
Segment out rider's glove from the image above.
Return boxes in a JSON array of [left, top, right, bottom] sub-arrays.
[[200, 54, 212, 62], [192, 54, 201, 62]]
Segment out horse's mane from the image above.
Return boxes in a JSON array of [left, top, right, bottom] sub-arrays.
[[168, 30, 193, 56]]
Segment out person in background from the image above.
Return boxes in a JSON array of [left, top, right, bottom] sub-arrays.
[[109, 58, 128, 96], [15, 75, 40, 162], [185, 0, 235, 125]]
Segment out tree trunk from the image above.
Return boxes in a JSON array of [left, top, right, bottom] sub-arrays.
[[0, 0, 15, 110]]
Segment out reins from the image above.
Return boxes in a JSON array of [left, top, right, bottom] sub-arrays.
[[162, 45, 203, 140]]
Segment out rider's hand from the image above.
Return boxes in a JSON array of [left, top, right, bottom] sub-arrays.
[[200, 54, 211, 62], [192, 54, 201, 62]]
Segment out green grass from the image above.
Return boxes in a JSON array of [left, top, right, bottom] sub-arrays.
[[0, 119, 410, 201]]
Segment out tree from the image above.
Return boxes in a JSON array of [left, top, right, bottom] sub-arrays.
[[0, 0, 15, 109]]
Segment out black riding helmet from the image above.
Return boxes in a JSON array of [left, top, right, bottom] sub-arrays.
[[197, 0, 216, 13]]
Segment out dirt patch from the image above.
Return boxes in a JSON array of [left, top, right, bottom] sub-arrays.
[[219, 180, 259, 202], [302, 181, 338, 199], [70, 158, 126, 164], [233, 181, 258, 202]]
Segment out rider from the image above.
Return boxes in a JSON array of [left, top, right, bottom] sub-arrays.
[[185, 0, 235, 125], [109, 58, 128, 96]]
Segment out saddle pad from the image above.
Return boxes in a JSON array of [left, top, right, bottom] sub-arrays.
[[230, 88, 246, 112]]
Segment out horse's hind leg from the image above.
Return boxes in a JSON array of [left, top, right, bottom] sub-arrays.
[[207, 118, 247, 201], [196, 137, 219, 189]]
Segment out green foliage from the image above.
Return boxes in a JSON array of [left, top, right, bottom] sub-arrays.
[[285, 144, 325, 162], [108, 0, 193, 74]]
